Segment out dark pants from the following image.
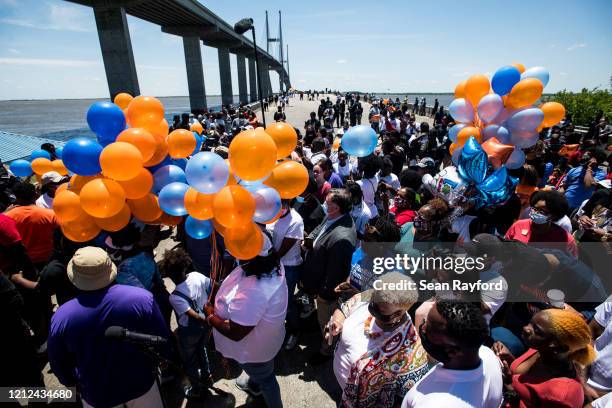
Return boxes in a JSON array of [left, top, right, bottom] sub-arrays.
[[177, 324, 211, 392], [284, 265, 302, 333], [241, 360, 283, 408]]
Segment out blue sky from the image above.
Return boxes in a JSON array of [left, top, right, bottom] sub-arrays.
[[0, 0, 610, 100]]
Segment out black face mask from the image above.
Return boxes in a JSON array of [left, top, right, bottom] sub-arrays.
[[419, 322, 451, 363], [368, 303, 396, 323]]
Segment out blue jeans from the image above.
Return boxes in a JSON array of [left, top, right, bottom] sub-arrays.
[[284, 264, 302, 333], [241, 360, 283, 408], [177, 324, 211, 392]]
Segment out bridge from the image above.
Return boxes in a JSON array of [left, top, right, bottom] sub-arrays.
[[65, 0, 291, 113]]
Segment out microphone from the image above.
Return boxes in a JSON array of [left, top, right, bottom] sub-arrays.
[[105, 326, 168, 346]]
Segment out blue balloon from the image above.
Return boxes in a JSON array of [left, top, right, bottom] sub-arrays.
[[479, 166, 508, 193], [521, 66, 550, 87], [62, 138, 103, 176], [448, 123, 466, 144], [341, 125, 377, 157], [185, 216, 212, 239], [30, 149, 51, 161], [458, 137, 488, 185], [192, 132, 203, 155], [482, 125, 511, 144], [506, 147, 526, 169], [507, 108, 544, 132], [153, 165, 186, 193], [510, 129, 539, 149], [185, 152, 229, 194], [55, 146, 63, 160], [158, 182, 189, 216], [86, 101, 126, 141], [491, 66, 521, 96], [10, 159, 32, 177], [146, 156, 172, 174], [248, 186, 282, 223]]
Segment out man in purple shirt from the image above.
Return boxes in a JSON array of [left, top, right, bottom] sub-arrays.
[[48, 247, 171, 408]]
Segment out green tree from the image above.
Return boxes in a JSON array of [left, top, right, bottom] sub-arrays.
[[543, 88, 612, 127]]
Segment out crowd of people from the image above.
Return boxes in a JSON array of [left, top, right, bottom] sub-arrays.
[[0, 91, 611, 408]]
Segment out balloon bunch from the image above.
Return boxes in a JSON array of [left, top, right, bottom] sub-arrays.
[[47, 93, 309, 260], [9, 148, 68, 178], [443, 64, 565, 207]]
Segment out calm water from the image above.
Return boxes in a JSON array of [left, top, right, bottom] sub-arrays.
[[0, 95, 241, 142]]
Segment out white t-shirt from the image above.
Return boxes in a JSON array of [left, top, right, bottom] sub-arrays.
[[357, 177, 378, 218], [378, 172, 401, 192], [311, 152, 327, 166], [35, 193, 53, 209], [451, 215, 477, 244], [266, 209, 304, 266], [402, 346, 503, 408], [169, 272, 212, 327], [587, 296, 612, 392], [350, 201, 371, 236], [213, 266, 288, 364], [333, 162, 353, 179]]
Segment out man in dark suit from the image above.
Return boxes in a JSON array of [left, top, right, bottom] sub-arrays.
[[302, 189, 356, 362]]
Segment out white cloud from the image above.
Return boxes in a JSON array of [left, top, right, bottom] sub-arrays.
[[560, 72, 568, 76], [8, 48, 20, 54], [336, 59, 347, 64], [0, 57, 98, 67], [549, 44, 557, 49], [566, 43, 587, 51], [451, 71, 470, 77], [0, 2, 91, 32], [136, 64, 182, 71]]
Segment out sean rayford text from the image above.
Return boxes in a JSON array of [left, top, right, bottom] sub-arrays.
[[372, 279, 504, 292], [372, 254, 487, 275]]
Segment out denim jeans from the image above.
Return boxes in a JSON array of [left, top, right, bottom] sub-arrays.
[[284, 264, 302, 333], [177, 324, 211, 392], [240, 360, 283, 408]]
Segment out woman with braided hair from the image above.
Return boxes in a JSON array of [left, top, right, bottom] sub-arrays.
[[504, 308, 595, 407]]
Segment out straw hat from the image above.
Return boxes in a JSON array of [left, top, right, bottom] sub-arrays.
[[67, 247, 117, 291]]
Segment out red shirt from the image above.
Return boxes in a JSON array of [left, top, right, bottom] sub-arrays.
[[0, 214, 22, 271], [511, 348, 584, 408], [5, 205, 58, 264], [504, 219, 578, 258], [316, 181, 331, 203], [390, 207, 416, 226]]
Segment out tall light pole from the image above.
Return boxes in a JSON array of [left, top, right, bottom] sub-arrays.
[[234, 18, 266, 128]]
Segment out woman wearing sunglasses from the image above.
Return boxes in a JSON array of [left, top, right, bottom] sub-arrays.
[[329, 272, 428, 408]]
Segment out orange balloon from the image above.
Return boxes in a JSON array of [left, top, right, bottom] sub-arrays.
[[113, 92, 133, 110], [225, 159, 239, 186], [190, 122, 203, 135], [52, 190, 83, 222], [51, 159, 68, 176], [126, 96, 165, 129], [117, 168, 153, 199], [465, 74, 490, 107], [167, 129, 196, 159], [481, 137, 514, 168], [449, 143, 459, 156], [61, 212, 100, 243], [263, 160, 309, 199], [211, 218, 227, 237], [143, 140, 168, 167], [94, 203, 131, 232], [184, 188, 214, 220], [456, 126, 482, 146], [100, 142, 143, 181], [80, 178, 126, 218], [145, 118, 169, 142], [212, 185, 256, 228], [540, 102, 566, 128], [506, 78, 544, 109], [116, 128, 157, 162], [56, 182, 68, 195], [511, 63, 526, 74], [224, 222, 264, 260], [31, 158, 53, 175], [127, 193, 162, 222], [229, 129, 277, 181], [265, 122, 298, 159], [69, 174, 99, 193], [454, 80, 467, 99]]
